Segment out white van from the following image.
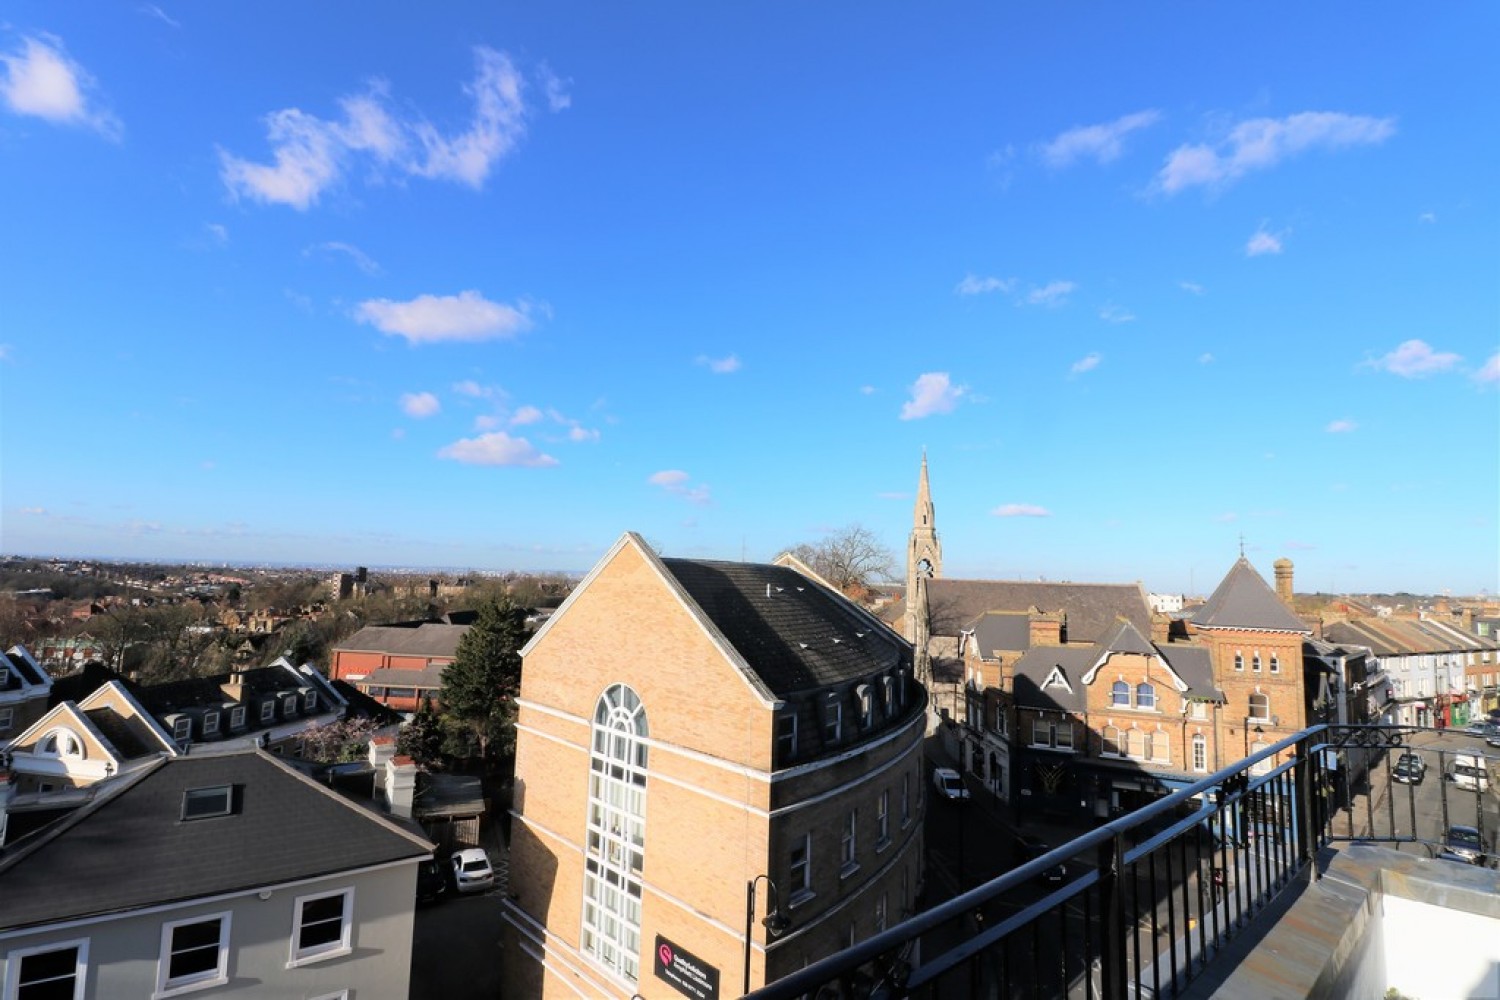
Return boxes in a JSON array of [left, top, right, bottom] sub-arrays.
[[1449, 753, 1491, 792]]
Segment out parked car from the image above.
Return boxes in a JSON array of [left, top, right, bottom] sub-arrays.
[[416, 856, 448, 904], [1443, 824, 1484, 864], [1448, 753, 1491, 793], [1486, 726, 1500, 748], [932, 767, 970, 802], [451, 848, 496, 894], [1391, 752, 1425, 784], [1015, 834, 1067, 883]]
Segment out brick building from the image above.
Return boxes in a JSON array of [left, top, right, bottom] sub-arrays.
[[328, 621, 468, 712], [503, 533, 926, 998]]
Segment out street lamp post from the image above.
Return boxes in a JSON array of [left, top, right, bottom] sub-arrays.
[[743, 874, 792, 995]]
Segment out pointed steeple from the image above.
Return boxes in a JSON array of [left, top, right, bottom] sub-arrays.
[[914, 450, 935, 531], [904, 453, 943, 643]]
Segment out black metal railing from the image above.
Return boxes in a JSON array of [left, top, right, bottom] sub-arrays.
[[746, 723, 1498, 1000]]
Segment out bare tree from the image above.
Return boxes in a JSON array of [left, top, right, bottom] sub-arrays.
[[786, 524, 896, 597]]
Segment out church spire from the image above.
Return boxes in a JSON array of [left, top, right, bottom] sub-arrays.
[[904, 452, 942, 643], [914, 450, 935, 531]]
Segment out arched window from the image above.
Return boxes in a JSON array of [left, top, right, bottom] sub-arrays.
[[1252, 653, 1263, 673], [1101, 726, 1122, 756], [1126, 729, 1147, 760], [1151, 731, 1170, 763], [38, 729, 83, 758], [1270, 654, 1281, 674], [1135, 683, 1156, 711], [582, 685, 649, 984], [1248, 693, 1270, 722], [1111, 681, 1130, 707], [1233, 652, 1244, 672], [1191, 734, 1208, 772]]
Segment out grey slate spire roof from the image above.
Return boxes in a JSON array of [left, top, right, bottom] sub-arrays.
[[1191, 558, 1309, 633], [1095, 618, 1156, 657]]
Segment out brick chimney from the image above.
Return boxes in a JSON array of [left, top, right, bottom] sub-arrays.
[[1274, 558, 1294, 607], [1028, 609, 1065, 647], [1151, 613, 1172, 645]]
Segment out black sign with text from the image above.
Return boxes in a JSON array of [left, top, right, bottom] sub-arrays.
[[653, 934, 720, 1000]]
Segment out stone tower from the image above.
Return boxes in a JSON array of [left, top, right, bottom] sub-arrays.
[[905, 452, 943, 643]]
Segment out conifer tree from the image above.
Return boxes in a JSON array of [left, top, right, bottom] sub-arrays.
[[440, 596, 528, 764]]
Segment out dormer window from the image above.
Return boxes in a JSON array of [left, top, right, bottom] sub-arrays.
[[39, 728, 83, 758], [283, 696, 296, 716], [882, 675, 897, 716], [260, 701, 276, 723], [181, 785, 234, 820], [202, 711, 220, 736], [230, 706, 246, 729], [823, 693, 843, 743], [172, 717, 192, 741], [857, 684, 874, 728], [304, 691, 317, 712]]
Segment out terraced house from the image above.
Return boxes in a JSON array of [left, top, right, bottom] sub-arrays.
[[503, 533, 926, 998]]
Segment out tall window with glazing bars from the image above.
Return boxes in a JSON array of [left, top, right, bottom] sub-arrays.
[[582, 684, 649, 984]]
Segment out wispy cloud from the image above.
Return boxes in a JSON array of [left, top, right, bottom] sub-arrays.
[[649, 469, 711, 505], [1325, 418, 1357, 433], [955, 274, 1014, 296], [510, 404, 543, 425], [1070, 352, 1102, 375], [138, 4, 180, 28], [859, 385, 876, 395], [204, 223, 229, 246], [1180, 281, 1206, 295], [1099, 304, 1135, 324], [1476, 353, 1500, 386], [538, 62, 572, 112], [1418, 211, 1437, 224], [695, 353, 741, 374], [992, 503, 1051, 518], [0, 344, 12, 364], [900, 372, 965, 420], [355, 290, 535, 345], [1198, 353, 1215, 365], [1364, 339, 1462, 378], [1245, 227, 1285, 256], [452, 380, 502, 399], [1025, 280, 1077, 306], [1039, 109, 1161, 168], [399, 391, 440, 418], [1, 34, 121, 138], [1157, 111, 1395, 194], [219, 46, 553, 209], [308, 241, 380, 274], [437, 431, 557, 467], [1214, 512, 1239, 523]]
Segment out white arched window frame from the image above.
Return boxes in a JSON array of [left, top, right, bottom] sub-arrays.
[[1233, 651, 1244, 672], [1135, 683, 1156, 711], [581, 684, 649, 985], [1151, 730, 1170, 763], [39, 728, 84, 759], [1110, 681, 1130, 707], [1252, 652, 1263, 673], [1248, 692, 1271, 723], [1191, 734, 1208, 772], [1270, 654, 1281, 674], [1101, 726, 1122, 756]]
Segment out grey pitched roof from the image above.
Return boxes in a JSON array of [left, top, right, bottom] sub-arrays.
[[1323, 620, 1401, 656], [335, 623, 468, 659], [969, 612, 1033, 656], [82, 706, 161, 759], [363, 666, 444, 688], [916, 578, 1151, 644], [658, 558, 908, 697], [2, 646, 49, 688], [1190, 558, 1309, 633], [1010, 647, 1094, 713], [0, 751, 432, 930], [1157, 645, 1224, 701], [1097, 619, 1156, 657]]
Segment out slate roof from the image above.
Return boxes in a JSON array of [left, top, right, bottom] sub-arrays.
[[0, 751, 432, 930], [82, 706, 162, 759], [1157, 645, 1224, 701], [658, 558, 908, 697], [1190, 558, 1309, 633], [1, 646, 48, 689], [335, 623, 468, 659], [363, 666, 444, 689], [1322, 618, 1499, 657], [1010, 647, 1094, 713], [893, 578, 1151, 644], [1096, 619, 1156, 657], [969, 612, 1032, 656]]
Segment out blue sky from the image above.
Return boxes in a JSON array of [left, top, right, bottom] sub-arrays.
[[2, 4, 1496, 597]]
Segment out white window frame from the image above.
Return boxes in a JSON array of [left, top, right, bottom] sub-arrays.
[[172, 718, 192, 741], [581, 684, 648, 985], [259, 701, 275, 723], [1248, 693, 1271, 724], [0, 706, 13, 732], [823, 694, 843, 743], [1192, 734, 1208, 772], [156, 911, 231, 997], [288, 888, 353, 967], [229, 706, 245, 729], [304, 691, 318, 712], [1270, 654, 1281, 674], [5, 938, 89, 1000], [201, 712, 220, 737], [857, 684, 874, 729], [1135, 683, 1156, 711], [1189, 701, 1208, 721], [1101, 725, 1122, 757], [1233, 651, 1244, 672], [1110, 681, 1130, 707], [282, 696, 296, 716], [839, 809, 858, 877], [1252, 652, 1263, 673], [1150, 731, 1171, 764], [876, 790, 890, 849]]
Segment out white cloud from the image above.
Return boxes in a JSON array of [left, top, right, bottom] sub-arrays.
[[139, 4, 181, 28], [900, 372, 965, 420], [205, 223, 229, 245], [955, 274, 1014, 296], [568, 425, 600, 443], [1214, 512, 1239, 523], [1039, 109, 1161, 168], [1476, 353, 1500, 385], [399, 391, 440, 418], [1, 35, 121, 138], [0, 344, 11, 363], [1419, 211, 1437, 224], [1158, 111, 1395, 194], [538, 62, 572, 112], [1366, 339, 1462, 378], [992, 503, 1051, 518], [438, 431, 557, 467], [219, 46, 537, 209], [1070, 352, 1102, 375], [20, 506, 45, 515], [859, 385, 876, 395], [510, 405, 543, 425], [355, 290, 534, 344], [649, 469, 711, 505], [1180, 281, 1206, 295], [1198, 352, 1215, 365], [473, 415, 499, 430], [1099, 304, 1135, 324], [1325, 419, 1357, 433], [1245, 228, 1284, 256], [309, 241, 380, 274], [696, 353, 741, 374], [1025, 280, 1077, 306], [452, 379, 501, 399]]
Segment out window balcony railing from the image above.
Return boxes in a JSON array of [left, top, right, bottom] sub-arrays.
[[745, 724, 1497, 1000]]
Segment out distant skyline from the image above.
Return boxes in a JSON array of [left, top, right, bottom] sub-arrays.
[[1, 5, 1496, 597]]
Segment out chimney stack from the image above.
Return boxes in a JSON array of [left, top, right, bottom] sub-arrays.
[[1274, 558, 1294, 607], [384, 755, 418, 819]]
